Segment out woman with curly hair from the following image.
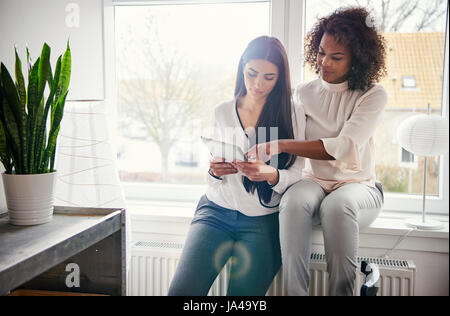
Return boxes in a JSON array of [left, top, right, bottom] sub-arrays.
[[246, 7, 388, 295]]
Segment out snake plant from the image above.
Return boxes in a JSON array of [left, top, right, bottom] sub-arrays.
[[0, 42, 71, 174]]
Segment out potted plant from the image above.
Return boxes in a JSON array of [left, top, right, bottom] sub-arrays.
[[0, 42, 71, 225]]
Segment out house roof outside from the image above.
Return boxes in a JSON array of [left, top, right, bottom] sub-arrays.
[[303, 32, 446, 111]]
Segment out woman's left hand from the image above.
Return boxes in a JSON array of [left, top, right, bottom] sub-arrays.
[[233, 159, 279, 185]]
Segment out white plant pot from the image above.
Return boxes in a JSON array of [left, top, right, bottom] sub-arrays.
[[2, 172, 57, 226]]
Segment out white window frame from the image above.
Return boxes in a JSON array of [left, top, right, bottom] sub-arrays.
[[104, 0, 449, 215]]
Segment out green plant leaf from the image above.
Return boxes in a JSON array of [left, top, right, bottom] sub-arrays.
[[37, 43, 51, 103], [46, 58, 53, 89], [1, 63, 22, 127], [54, 42, 71, 113], [36, 56, 60, 172], [14, 48, 28, 173], [29, 98, 45, 173], [26, 58, 39, 117], [0, 120, 12, 173], [41, 90, 68, 172], [33, 99, 48, 171], [49, 55, 61, 127], [0, 79, 12, 172], [28, 43, 52, 172], [0, 95, 22, 173], [15, 48, 26, 110], [25, 57, 42, 173], [34, 56, 62, 173], [1, 62, 26, 173], [26, 47, 31, 83]]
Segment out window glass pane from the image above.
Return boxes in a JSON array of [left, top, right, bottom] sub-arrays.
[[401, 148, 414, 164], [304, 0, 448, 196], [115, 2, 270, 184], [402, 76, 416, 88]]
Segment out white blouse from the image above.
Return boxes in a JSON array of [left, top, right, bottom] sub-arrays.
[[205, 99, 306, 216], [294, 78, 388, 192]]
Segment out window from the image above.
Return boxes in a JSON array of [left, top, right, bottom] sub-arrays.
[[106, 0, 448, 214], [400, 148, 416, 165], [114, 1, 270, 187], [402, 75, 416, 89], [304, 0, 449, 214]]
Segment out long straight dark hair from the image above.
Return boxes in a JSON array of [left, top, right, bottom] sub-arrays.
[[234, 36, 297, 205]]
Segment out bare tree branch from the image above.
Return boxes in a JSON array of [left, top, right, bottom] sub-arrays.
[[415, 0, 446, 31], [390, 1, 419, 32], [344, 0, 446, 32]]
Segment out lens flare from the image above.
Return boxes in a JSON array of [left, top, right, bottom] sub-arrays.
[[213, 241, 251, 279]]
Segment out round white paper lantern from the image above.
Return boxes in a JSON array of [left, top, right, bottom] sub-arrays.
[[397, 114, 449, 157]]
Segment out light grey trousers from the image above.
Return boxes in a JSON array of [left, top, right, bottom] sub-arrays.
[[279, 179, 384, 296]]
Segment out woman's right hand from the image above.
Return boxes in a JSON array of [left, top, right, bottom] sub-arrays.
[[209, 157, 238, 177], [245, 140, 281, 162]]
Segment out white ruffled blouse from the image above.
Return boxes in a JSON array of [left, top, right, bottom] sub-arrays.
[[294, 78, 388, 192], [205, 99, 306, 216]]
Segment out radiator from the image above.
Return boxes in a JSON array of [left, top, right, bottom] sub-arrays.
[[130, 241, 416, 296]]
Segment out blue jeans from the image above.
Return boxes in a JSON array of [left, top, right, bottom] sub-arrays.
[[168, 195, 281, 296]]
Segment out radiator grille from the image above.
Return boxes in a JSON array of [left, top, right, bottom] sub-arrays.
[[134, 241, 413, 269], [131, 241, 416, 296], [134, 241, 184, 250], [310, 252, 411, 269]]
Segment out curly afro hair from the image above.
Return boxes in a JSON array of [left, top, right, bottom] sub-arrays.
[[305, 6, 387, 91]]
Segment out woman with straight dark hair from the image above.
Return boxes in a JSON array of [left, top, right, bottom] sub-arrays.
[[247, 7, 387, 296], [168, 36, 306, 296]]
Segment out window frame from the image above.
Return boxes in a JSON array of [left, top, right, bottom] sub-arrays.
[[104, 0, 449, 215]]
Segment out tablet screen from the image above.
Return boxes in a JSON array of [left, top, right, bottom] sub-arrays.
[[201, 136, 247, 162]]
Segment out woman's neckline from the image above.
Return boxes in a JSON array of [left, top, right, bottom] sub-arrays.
[[320, 77, 349, 92]]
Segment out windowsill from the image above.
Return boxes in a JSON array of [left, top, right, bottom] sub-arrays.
[[126, 199, 449, 240], [123, 182, 450, 215]]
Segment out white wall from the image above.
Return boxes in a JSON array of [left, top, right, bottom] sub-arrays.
[[0, 0, 104, 101], [0, 0, 106, 210]]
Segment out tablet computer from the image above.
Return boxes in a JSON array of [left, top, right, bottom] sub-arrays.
[[201, 136, 247, 162]]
